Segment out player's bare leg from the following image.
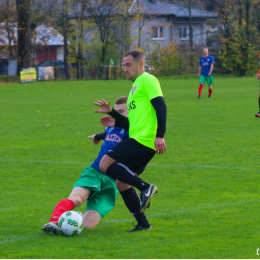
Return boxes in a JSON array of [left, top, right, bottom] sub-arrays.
[[41, 187, 91, 234], [83, 210, 101, 229], [68, 187, 92, 207], [99, 154, 117, 173]]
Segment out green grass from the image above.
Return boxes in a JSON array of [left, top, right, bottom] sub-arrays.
[[0, 77, 260, 259]]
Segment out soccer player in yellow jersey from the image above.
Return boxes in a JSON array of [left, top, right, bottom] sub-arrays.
[[93, 49, 167, 232]]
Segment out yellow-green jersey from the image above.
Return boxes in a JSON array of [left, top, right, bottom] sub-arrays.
[[127, 72, 163, 150]]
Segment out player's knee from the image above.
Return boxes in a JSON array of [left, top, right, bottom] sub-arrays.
[[99, 155, 114, 173], [99, 161, 108, 173], [67, 195, 83, 208], [116, 180, 131, 192]]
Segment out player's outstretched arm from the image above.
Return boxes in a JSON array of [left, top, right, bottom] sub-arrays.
[[88, 134, 101, 145], [93, 99, 112, 114], [100, 116, 115, 127]]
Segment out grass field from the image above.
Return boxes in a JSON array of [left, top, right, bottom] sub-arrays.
[[1, 77, 260, 259]]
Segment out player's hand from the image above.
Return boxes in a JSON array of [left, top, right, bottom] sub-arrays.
[[154, 137, 166, 154], [93, 99, 112, 114], [197, 74, 200, 78], [256, 74, 260, 79], [100, 116, 115, 127], [88, 135, 101, 145], [208, 72, 211, 76]]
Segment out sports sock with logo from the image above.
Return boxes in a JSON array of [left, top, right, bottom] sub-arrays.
[[198, 84, 203, 95], [209, 88, 213, 97], [49, 199, 75, 222], [106, 163, 150, 192], [120, 187, 150, 227]]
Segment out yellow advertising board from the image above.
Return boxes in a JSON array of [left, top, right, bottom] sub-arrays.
[[20, 68, 37, 82]]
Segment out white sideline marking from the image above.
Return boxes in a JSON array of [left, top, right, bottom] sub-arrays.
[[0, 158, 88, 165], [0, 158, 257, 171], [103, 198, 259, 224], [0, 234, 40, 245], [0, 199, 258, 245], [149, 163, 256, 171]]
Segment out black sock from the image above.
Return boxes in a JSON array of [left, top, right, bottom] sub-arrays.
[[106, 163, 150, 191], [120, 187, 150, 227], [258, 97, 260, 111]]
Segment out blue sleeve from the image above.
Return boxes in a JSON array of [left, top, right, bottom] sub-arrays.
[[211, 56, 215, 64], [122, 131, 129, 140], [199, 58, 202, 66]]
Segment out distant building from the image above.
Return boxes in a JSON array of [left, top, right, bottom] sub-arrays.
[[0, 23, 65, 74], [129, 0, 218, 49], [68, 0, 218, 51]]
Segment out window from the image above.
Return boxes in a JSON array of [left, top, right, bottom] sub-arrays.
[[179, 26, 194, 40], [72, 3, 79, 11], [152, 26, 164, 39]]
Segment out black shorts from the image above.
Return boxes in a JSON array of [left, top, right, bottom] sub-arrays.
[[106, 138, 156, 175]]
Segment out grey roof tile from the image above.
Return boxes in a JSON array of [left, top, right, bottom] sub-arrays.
[[130, 0, 218, 18]]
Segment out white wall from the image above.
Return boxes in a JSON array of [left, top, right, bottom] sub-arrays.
[[57, 46, 64, 60], [130, 16, 207, 51]]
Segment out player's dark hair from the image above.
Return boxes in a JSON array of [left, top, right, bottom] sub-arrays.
[[124, 49, 145, 63], [115, 96, 128, 105]]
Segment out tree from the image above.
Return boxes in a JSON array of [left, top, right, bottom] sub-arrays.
[[218, 0, 259, 76], [30, 0, 59, 66], [113, 0, 133, 54], [150, 41, 180, 76], [111, 0, 134, 78], [84, 0, 120, 78], [61, 0, 70, 79], [162, 0, 201, 69], [15, 0, 59, 71], [0, 0, 16, 59], [74, 0, 87, 79], [132, 0, 147, 48], [16, 0, 31, 70]]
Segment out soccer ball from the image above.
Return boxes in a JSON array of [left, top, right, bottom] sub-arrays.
[[58, 211, 84, 236]]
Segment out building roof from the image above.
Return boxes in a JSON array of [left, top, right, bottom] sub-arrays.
[[129, 0, 218, 18], [0, 23, 64, 46], [68, 0, 218, 20]]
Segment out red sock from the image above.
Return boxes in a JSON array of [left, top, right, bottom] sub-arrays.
[[209, 89, 213, 96], [49, 199, 75, 222], [198, 84, 203, 95]]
